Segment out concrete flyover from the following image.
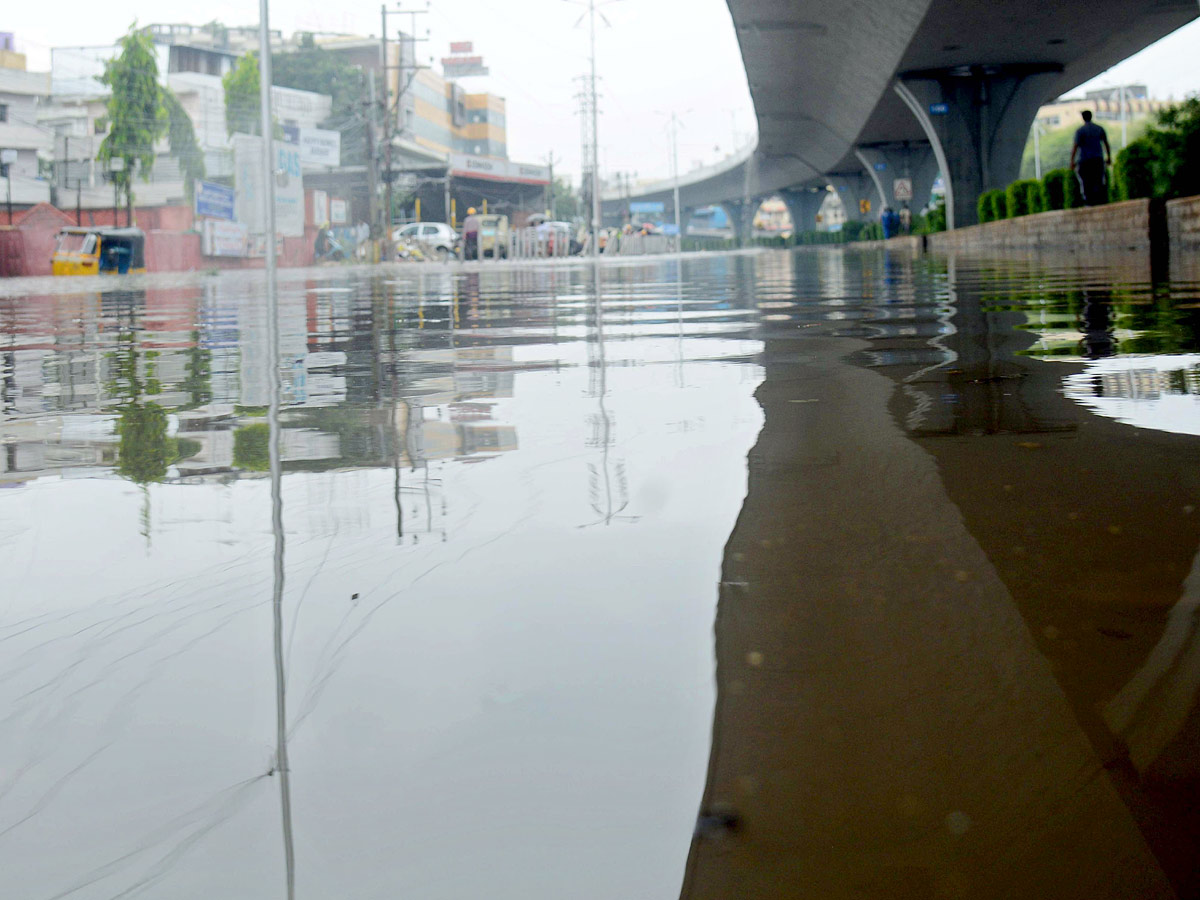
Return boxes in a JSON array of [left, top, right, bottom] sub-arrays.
[[604, 0, 1199, 230]]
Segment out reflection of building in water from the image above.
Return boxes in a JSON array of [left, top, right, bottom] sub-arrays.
[[2, 287, 523, 485], [1064, 355, 1200, 438]]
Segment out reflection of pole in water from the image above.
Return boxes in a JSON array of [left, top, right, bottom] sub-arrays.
[[257, 5, 295, 896], [584, 262, 632, 526]]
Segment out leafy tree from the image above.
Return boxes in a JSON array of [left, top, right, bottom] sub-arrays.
[[224, 53, 262, 136], [234, 423, 271, 471], [162, 88, 205, 200], [272, 42, 366, 124], [549, 176, 580, 221], [97, 26, 166, 225]]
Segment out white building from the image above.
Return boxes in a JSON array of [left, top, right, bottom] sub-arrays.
[[0, 46, 53, 207]]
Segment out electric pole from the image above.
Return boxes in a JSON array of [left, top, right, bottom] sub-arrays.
[[587, 0, 601, 258], [380, 3, 429, 256]]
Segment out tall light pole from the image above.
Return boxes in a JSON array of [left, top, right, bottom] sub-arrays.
[[1033, 119, 1042, 181], [658, 111, 690, 247]]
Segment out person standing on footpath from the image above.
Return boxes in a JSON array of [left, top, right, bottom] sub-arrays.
[[1070, 110, 1112, 206]]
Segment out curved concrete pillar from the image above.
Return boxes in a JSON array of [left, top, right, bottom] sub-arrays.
[[829, 172, 874, 222], [778, 188, 829, 235], [898, 66, 1062, 227]]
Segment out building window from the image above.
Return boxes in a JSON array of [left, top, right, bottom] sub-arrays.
[[0, 104, 7, 123]]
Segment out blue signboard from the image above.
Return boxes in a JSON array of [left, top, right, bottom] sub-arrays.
[[629, 201, 665, 214], [195, 180, 236, 221], [281, 124, 301, 145], [874, 162, 887, 171], [929, 102, 950, 116]]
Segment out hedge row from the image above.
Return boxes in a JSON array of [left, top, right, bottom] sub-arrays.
[[978, 168, 1085, 223]]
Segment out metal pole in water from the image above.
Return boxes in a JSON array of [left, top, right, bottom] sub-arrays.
[[256, 4, 295, 898]]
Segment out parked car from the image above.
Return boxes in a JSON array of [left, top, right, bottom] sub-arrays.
[[391, 222, 459, 260], [535, 220, 581, 256], [461, 214, 510, 260]]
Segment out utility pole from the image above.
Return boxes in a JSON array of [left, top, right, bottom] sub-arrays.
[[256, 2, 294, 899], [546, 151, 556, 217], [587, 0, 601, 258], [1119, 83, 1128, 149], [366, 70, 380, 252], [381, 3, 429, 254]]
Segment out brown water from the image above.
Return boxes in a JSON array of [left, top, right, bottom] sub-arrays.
[[2, 250, 1200, 899]]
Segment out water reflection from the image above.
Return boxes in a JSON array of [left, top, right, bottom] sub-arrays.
[[0, 261, 762, 899], [6, 250, 1200, 898]]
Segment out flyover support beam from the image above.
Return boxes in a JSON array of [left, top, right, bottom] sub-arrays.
[[778, 187, 828, 235], [855, 141, 939, 219], [898, 65, 1062, 227]]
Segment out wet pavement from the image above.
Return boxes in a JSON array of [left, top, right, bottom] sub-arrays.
[[3, 249, 1200, 899]]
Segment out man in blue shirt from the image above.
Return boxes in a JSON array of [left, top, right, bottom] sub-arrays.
[[1070, 110, 1112, 206]]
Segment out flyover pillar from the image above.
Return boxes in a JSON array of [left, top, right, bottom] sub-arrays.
[[855, 141, 939, 216], [829, 172, 875, 223], [898, 66, 1062, 227], [778, 187, 828, 235]]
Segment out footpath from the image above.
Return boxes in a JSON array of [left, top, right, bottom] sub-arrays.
[[854, 194, 1200, 259]]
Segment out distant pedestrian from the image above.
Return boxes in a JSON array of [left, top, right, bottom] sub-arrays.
[[1071, 110, 1112, 206], [881, 207, 901, 239]]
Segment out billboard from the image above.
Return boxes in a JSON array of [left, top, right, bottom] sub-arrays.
[[195, 180, 235, 220], [449, 41, 473, 54], [443, 55, 489, 78], [233, 134, 305, 237], [449, 153, 549, 185]]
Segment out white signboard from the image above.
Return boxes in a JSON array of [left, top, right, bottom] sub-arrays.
[[300, 128, 340, 168], [202, 219, 249, 257], [330, 198, 348, 225], [233, 134, 306, 237], [893, 177, 914, 203], [449, 153, 550, 185]]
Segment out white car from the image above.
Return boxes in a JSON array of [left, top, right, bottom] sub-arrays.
[[391, 222, 459, 259]]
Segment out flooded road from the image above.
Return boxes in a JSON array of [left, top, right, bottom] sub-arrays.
[[3, 250, 1200, 898]]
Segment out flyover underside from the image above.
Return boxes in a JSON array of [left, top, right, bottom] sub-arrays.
[[608, 0, 1197, 227]]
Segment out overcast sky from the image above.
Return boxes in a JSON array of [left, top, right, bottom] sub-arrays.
[[7, 2, 1200, 183]]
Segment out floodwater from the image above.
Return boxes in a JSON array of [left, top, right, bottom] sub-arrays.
[[2, 249, 1200, 899]]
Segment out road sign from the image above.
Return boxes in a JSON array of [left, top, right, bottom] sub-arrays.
[[195, 180, 235, 221], [929, 102, 950, 116], [859, 198, 872, 215], [873, 162, 887, 172], [893, 178, 914, 203]]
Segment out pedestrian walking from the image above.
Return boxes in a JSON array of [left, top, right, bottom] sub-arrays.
[[1070, 110, 1112, 207]]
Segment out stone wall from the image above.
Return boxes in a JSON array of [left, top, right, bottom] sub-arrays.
[[1167, 195, 1200, 252], [928, 199, 1156, 254]]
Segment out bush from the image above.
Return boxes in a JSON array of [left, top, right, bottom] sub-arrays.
[[841, 220, 867, 242], [1006, 179, 1045, 217], [919, 203, 947, 234], [1145, 96, 1200, 199], [978, 189, 1008, 222], [1041, 168, 1082, 210], [1113, 138, 1156, 200]]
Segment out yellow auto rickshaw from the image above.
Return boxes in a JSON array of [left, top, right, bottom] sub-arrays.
[[52, 227, 147, 276], [461, 214, 509, 260]]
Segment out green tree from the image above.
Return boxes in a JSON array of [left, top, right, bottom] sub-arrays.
[[162, 88, 205, 200], [97, 26, 166, 225], [272, 41, 368, 164], [224, 53, 262, 136]]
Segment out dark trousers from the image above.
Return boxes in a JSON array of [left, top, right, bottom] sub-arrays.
[[1077, 159, 1108, 206]]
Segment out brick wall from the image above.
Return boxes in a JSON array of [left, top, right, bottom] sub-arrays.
[[928, 199, 1155, 254], [1167, 196, 1200, 252]]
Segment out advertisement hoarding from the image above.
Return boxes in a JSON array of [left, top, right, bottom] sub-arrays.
[[202, 219, 249, 257], [233, 134, 305, 237]]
